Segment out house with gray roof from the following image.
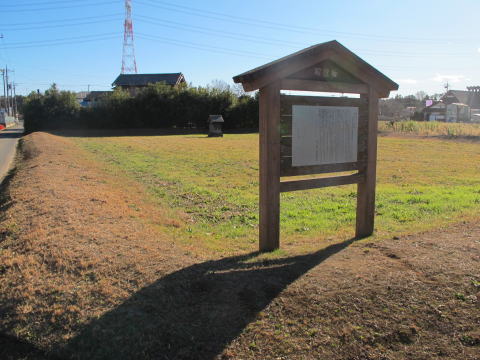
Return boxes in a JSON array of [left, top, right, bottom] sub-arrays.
[[441, 86, 480, 121], [442, 87, 480, 110], [83, 91, 112, 107], [112, 73, 186, 95]]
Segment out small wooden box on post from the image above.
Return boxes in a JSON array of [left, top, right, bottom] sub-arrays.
[[233, 40, 398, 252]]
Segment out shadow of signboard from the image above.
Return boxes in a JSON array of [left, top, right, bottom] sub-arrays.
[[57, 239, 354, 359]]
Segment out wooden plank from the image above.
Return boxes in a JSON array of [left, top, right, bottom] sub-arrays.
[[259, 81, 281, 252], [356, 88, 379, 238], [357, 103, 369, 167], [280, 158, 361, 177], [281, 95, 366, 111], [280, 173, 363, 192], [280, 136, 292, 157], [280, 115, 292, 136], [281, 79, 368, 94]]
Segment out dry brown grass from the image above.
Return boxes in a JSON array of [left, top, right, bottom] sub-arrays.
[[0, 132, 195, 350], [379, 120, 480, 139], [0, 132, 479, 359], [223, 222, 480, 359]]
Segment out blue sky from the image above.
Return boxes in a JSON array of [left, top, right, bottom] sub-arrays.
[[1, 0, 479, 96]]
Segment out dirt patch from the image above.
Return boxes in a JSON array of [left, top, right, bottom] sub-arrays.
[[0, 132, 479, 359], [222, 224, 480, 359]]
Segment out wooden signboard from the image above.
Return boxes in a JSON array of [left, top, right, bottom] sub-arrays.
[[233, 40, 398, 251]]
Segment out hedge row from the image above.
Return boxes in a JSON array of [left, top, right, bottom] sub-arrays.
[[23, 83, 259, 133]]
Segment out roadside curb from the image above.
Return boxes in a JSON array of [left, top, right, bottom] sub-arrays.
[[0, 125, 23, 183]]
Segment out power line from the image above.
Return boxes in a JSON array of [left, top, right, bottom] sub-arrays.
[[136, 33, 272, 60], [135, 15, 304, 48], [1, 37, 118, 50], [0, 13, 122, 27], [0, 33, 120, 50], [0, 0, 100, 7], [0, 0, 118, 13], [137, 0, 473, 44], [17, 61, 115, 79], [1, 16, 122, 32], [1, 14, 473, 59], [0, 4, 471, 58], [134, 16, 474, 58], [0, 35, 12, 67]]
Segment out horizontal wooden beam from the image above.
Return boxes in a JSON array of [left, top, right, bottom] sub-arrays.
[[281, 79, 368, 94], [280, 159, 363, 177], [280, 95, 367, 113], [280, 173, 364, 193]]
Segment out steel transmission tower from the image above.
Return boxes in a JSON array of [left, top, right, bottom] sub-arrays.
[[121, 0, 138, 74]]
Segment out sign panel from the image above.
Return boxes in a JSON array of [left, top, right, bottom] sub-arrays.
[[292, 105, 358, 167]]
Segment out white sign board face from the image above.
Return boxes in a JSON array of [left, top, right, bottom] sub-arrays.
[[292, 105, 358, 167]]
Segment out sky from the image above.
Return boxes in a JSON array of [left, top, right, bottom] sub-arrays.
[[0, 0, 479, 96]]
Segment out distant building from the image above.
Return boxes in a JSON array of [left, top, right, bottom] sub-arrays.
[[83, 91, 112, 107], [422, 86, 480, 122], [424, 101, 446, 121], [75, 91, 89, 105], [112, 73, 186, 95], [405, 106, 417, 117], [423, 101, 470, 122], [445, 103, 470, 123], [442, 86, 480, 117]]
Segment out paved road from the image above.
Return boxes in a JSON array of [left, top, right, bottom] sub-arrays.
[[0, 124, 23, 182]]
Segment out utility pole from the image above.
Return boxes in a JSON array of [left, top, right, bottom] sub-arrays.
[[5, 65, 11, 116], [5, 68, 14, 116], [1, 68, 6, 113], [12, 82, 17, 119], [8, 83, 13, 117]]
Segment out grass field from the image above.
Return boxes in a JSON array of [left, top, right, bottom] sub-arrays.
[[73, 132, 480, 255], [1, 130, 479, 359]]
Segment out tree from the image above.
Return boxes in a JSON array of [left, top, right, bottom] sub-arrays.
[[23, 84, 79, 133], [415, 91, 427, 101], [209, 79, 232, 92]]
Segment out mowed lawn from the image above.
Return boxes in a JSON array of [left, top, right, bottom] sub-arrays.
[[74, 133, 480, 254]]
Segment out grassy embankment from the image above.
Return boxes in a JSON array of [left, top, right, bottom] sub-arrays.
[[73, 128, 480, 255]]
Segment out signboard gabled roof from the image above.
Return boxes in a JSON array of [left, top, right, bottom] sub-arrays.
[[233, 40, 398, 96]]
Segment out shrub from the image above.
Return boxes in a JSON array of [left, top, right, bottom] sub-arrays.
[[225, 94, 259, 130], [23, 83, 259, 132], [23, 84, 80, 133]]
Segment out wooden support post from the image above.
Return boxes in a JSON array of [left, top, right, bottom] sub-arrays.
[[259, 82, 281, 251], [356, 87, 379, 238]]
